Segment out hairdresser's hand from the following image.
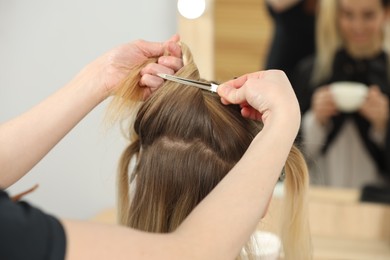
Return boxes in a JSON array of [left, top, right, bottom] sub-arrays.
[[311, 85, 338, 126], [81, 35, 183, 99], [0, 36, 183, 189], [140, 40, 183, 99], [359, 85, 389, 132], [217, 70, 300, 128]]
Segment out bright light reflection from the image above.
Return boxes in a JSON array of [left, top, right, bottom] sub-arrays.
[[177, 0, 206, 19]]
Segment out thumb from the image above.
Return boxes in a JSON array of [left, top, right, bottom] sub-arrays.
[[165, 41, 182, 58], [138, 40, 165, 58], [164, 34, 182, 58], [218, 83, 247, 105], [369, 84, 381, 92], [140, 35, 181, 58], [167, 34, 180, 42]]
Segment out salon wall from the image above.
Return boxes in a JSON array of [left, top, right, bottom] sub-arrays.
[[0, 0, 176, 219], [179, 0, 273, 82]]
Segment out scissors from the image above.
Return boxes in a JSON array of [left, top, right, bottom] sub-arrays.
[[157, 73, 218, 93]]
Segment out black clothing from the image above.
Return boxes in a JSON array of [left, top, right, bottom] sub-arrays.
[[265, 0, 316, 80], [293, 49, 390, 179], [0, 189, 66, 260]]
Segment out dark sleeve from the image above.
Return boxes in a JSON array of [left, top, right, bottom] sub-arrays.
[[0, 190, 66, 260], [289, 56, 318, 146], [384, 120, 390, 181], [290, 56, 316, 114], [265, 1, 316, 79]]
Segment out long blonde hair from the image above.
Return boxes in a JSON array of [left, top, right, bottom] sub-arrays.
[[108, 43, 312, 260], [312, 0, 341, 84]]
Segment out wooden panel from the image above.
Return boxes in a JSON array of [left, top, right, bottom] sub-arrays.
[[260, 186, 390, 259], [178, 3, 215, 80], [214, 0, 273, 82], [178, 0, 273, 82], [262, 187, 390, 240]]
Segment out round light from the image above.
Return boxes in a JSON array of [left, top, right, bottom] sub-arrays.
[[177, 0, 206, 19]]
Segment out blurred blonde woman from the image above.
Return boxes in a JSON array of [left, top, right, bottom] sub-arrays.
[[293, 0, 390, 188], [108, 43, 311, 260]]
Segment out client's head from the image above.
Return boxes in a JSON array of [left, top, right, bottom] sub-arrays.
[[116, 43, 261, 232], [109, 42, 311, 260]]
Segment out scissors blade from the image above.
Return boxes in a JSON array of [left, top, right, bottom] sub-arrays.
[[157, 73, 218, 93]]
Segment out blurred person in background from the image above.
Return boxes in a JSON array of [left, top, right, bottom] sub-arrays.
[[265, 0, 318, 80], [293, 0, 390, 188]]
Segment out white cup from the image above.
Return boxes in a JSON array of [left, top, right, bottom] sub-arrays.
[[329, 81, 368, 113]]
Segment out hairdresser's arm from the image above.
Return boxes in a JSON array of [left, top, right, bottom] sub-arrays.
[[63, 70, 300, 260], [175, 70, 301, 258], [0, 36, 182, 189]]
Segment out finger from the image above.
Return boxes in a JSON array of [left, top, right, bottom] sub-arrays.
[[158, 56, 183, 72], [324, 107, 339, 116], [165, 41, 182, 58], [139, 74, 165, 90], [220, 97, 231, 105], [167, 34, 180, 43], [359, 104, 369, 114], [314, 102, 338, 112], [222, 75, 249, 89], [315, 93, 336, 106], [369, 84, 380, 91], [141, 63, 175, 77], [218, 71, 266, 101], [137, 39, 165, 57], [240, 102, 250, 108], [217, 83, 247, 105], [220, 71, 262, 89], [241, 106, 263, 121], [368, 87, 379, 97], [231, 72, 263, 87], [221, 97, 249, 107]]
